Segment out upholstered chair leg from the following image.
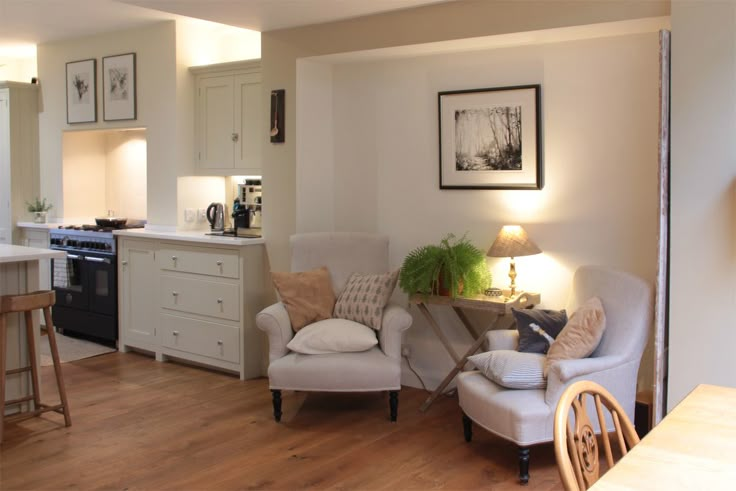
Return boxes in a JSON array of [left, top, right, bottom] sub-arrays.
[[389, 391, 398, 422], [518, 446, 530, 484], [271, 390, 282, 422], [462, 413, 473, 442]]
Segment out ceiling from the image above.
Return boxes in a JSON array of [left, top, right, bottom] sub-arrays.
[[0, 0, 451, 55]]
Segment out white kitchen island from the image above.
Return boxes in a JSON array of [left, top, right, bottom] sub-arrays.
[[0, 244, 65, 415]]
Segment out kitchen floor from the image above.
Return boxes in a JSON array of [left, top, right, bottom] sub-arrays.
[[1, 352, 563, 490]]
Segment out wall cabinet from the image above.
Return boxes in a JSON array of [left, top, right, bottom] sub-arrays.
[[118, 237, 266, 380], [191, 60, 262, 175], [0, 82, 40, 245]]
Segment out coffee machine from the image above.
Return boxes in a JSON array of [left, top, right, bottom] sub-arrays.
[[237, 179, 262, 229]]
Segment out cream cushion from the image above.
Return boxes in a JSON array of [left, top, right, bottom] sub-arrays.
[[271, 266, 335, 331], [469, 350, 547, 389], [286, 318, 378, 354], [544, 297, 606, 377]]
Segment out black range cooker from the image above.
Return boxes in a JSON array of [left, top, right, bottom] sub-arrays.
[[49, 224, 142, 346]]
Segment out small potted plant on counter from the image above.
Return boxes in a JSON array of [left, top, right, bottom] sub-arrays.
[[399, 233, 491, 299], [26, 197, 53, 223]]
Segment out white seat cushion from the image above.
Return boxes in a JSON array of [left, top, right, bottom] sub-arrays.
[[268, 346, 400, 391], [457, 371, 554, 446], [286, 318, 378, 354]]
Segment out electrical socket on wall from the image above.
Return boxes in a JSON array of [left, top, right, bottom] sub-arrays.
[[401, 345, 411, 358], [184, 208, 195, 222], [196, 208, 206, 222]]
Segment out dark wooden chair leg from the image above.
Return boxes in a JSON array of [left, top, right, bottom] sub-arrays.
[[271, 389, 282, 422], [462, 413, 473, 442], [518, 446, 530, 484], [389, 391, 398, 422]]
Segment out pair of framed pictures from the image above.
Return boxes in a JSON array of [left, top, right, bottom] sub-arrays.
[[66, 53, 136, 124]]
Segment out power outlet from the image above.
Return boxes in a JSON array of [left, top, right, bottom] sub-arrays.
[[401, 345, 411, 357], [196, 208, 207, 222], [184, 208, 195, 222]]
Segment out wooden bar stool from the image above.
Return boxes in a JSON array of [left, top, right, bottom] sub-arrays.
[[0, 290, 71, 443]]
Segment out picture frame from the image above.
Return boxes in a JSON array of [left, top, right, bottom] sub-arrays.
[[66, 58, 97, 124], [102, 53, 136, 121], [270, 89, 285, 143], [438, 84, 542, 190]]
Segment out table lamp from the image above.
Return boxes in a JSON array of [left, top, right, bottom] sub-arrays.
[[487, 225, 541, 297]]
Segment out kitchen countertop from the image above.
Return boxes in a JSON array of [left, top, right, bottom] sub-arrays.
[[113, 228, 265, 246], [0, 244, 66, 263]]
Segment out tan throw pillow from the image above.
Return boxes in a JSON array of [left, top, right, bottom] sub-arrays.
[[271, 266, 336, 331], [333, 270, 399, 330], [544, 297, 606, 377]]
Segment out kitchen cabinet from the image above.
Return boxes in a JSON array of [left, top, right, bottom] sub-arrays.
[[0, 82, 40, 245], [118, 235, 266, 380], [191, 60, 262, 175], [21, 228, 51, 290], [119, 238, 159, 352]]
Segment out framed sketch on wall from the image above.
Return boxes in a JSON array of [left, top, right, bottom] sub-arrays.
[[102, 53, 136, 121], [66, 58, 97, 124], [438, 84, 542, 190]]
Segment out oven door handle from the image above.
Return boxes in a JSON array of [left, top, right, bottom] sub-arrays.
[[66, 254, 81, 260], [84, 256, 111, 264]]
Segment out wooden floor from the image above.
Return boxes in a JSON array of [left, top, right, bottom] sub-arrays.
[[0, 352, 562, 490]]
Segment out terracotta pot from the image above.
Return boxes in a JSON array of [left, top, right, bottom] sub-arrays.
[[436, 272, 464, 297]]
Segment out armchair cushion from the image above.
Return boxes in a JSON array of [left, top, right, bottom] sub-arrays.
[[286, 318, 378, 355], [513, 308, 567, 354], [271, 266, 336, 331], [544, 297, 606, 376], [333, 270, 399, 330], [468, 350, 547, 389]]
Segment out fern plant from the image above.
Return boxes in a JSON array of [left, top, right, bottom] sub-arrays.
[[399, 233, 491, 298]]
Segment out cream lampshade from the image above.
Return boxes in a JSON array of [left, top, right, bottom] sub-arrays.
[[487, 225, 541, 297]]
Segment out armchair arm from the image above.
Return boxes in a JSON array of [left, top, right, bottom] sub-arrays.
[[379, 303, 412, 360], [255, 302, 294, 363], [486, 329, 519, 351], [545, 356, 639, 410]]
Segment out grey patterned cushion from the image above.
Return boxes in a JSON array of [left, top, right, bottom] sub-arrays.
[[333, 270, 399, 330], [468, 350, 547, 389]]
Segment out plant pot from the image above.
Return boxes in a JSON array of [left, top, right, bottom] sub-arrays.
[[436, 273, 464, 297], [32, 211, 48, 224]]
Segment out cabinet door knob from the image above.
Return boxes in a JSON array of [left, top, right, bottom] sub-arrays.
[[217, 340, 223, 346], [231, 133, 239, 142], [173, 331, 179, 336], [172, 291, 179, 296], [121, 260, 128, 266], [217, 298, 223, 304], [171, 255, 178, 262], [216, 260, 223, 266]]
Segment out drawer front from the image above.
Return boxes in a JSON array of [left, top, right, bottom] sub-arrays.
[[161, 275, 240, 321], [161, 313, 240, 364], [158, 245, 239, 278]]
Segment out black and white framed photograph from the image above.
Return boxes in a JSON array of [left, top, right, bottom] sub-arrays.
[[102, 53, 136, 121], [438, 84, 542, 190], [66, 58, 96, 124]]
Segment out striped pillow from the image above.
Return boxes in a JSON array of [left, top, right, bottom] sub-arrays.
[[468, 350, 547, 389]]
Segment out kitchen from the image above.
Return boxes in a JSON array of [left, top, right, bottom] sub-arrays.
[[2, 18, 270, 380]]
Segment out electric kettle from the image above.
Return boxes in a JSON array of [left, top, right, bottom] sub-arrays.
[[206, 202, 225, 231]]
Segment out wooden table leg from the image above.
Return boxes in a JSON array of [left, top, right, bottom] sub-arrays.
[[416, 303, 461, 363], [419, 312, 508, 412]]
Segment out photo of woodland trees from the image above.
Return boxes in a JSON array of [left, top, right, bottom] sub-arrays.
[[454, 106, 522, 171]]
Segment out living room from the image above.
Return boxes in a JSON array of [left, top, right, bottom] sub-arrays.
[[1, 0, 735, 489]]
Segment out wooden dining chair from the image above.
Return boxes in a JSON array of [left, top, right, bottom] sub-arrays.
[[553, 380, 640, 491]]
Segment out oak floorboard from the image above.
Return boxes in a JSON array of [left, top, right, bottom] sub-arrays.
[[0, 352, 563, 490]]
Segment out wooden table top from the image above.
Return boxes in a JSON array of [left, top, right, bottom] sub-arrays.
[[592, 384, 736, 490], [409, 291, 540, 314]]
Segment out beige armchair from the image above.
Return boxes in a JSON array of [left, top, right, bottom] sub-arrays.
[[457, 265, 653, 484], [256, 232, 412, 422]]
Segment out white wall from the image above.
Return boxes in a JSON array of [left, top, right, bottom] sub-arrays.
[[105, 130, 147, 219], [668, 1, 736, 409], [298, 32, 660, 388]]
